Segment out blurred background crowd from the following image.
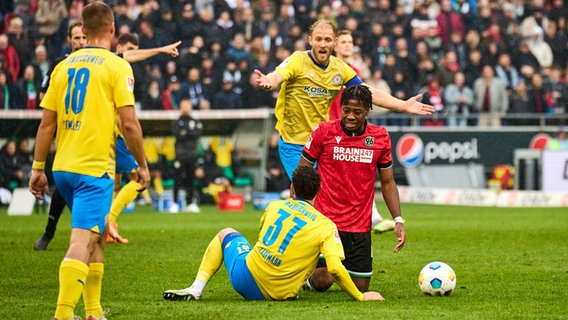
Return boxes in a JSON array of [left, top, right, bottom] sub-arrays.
[[0, 0, 566, 126]]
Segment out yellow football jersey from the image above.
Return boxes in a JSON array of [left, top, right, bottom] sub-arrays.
[[274, 51, 357, 145], [41, 47, 135, 178], [246, 198, 344, 300]]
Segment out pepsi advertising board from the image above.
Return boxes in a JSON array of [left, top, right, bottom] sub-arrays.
[[390, 131, 554, 168]]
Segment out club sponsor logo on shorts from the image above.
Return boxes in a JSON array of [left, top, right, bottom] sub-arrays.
[[333, 146, 373, 163], [332, 74, 342, 85]]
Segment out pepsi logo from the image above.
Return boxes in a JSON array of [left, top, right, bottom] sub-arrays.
[[396, 134, 424, 168], [529, 133, 551, 150]]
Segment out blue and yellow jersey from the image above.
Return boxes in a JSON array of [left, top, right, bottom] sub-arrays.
[[41, 47, 135, 178], [274, 51, 358, 145], [246, 198, 344, 300]]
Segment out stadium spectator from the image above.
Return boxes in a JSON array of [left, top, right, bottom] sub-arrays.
[[526, 73, 550, 125], [162, 75, 181, 111], [495, 52, 521, 92], [547, 65, 568, 120], [0, 140, 24, 190], [473, 65, 509, 127], [444, 71, 474, 127], [178, 67, 211, 111], [508, 80, 532, 126], [0, 68, 15, 109], [234, 7, 261, 42], [543, 21, 567, 69], [163, 166, 385, 302], [32, 45, 50, 81], [141, 79, 163, 110], [298, 85, 405, 293], [6, 16, 33, 73], [34, 0, 67, 62], [225, 33, 253, 65], [438, 50, 461, 87], [366, 68, 392, 126], [436, 0, 465, 47], [212, 79, 242, 109], [463, 48, 483, 87], [419, 76, 446, 126], [242, 70, 275, 108], [171, 98, 203, 213], [178, 35, 206, 78], [526, 26, 554, 69], [13, 64, 41, 109], [0, 33, 20, 83]]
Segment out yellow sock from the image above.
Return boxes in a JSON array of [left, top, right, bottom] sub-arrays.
[[109, 180, 140, 223], [54, 259, 89, 320], [141, 189, 151, 202], [196, 236, 224, 283], [83, 262, 104, 318], [153, 176, 164, 195]]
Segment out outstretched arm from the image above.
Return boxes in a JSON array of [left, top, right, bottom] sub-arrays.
[[254, 69, 284, 91], [122, 41, 181, 63], [364, 82, 435, 115]]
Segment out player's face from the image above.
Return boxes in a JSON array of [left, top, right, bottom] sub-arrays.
[[335, 34, 353, 60], [308, 25, 336, 66], [69, 26, 87, 52], [341, 99, 369, 133]]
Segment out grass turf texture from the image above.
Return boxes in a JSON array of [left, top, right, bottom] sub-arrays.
[[0, 202, 566, 319]]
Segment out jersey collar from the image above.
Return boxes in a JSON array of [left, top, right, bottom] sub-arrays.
[[307, 51, 328, 71], [340, 120, 368, 136]]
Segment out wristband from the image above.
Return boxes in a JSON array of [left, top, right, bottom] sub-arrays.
[[32, 161, 46, 170], [394, 216, 404, 224]]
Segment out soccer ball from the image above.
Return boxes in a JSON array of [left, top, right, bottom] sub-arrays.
[[418, 262, 456, 296]]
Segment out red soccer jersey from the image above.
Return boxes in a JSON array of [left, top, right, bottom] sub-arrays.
[[329, 64, 360, 121], [302, 120, 393, 232]]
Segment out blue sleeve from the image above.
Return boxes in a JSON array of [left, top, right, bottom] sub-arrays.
[[344, 75, 363, 87]]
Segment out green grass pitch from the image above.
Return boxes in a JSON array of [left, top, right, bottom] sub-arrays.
[[0, 202, 566, 319]]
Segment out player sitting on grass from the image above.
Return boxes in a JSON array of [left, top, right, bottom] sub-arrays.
[[163, 166, 384, 301]]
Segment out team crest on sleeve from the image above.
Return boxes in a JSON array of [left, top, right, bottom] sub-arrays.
[[306, 135, 313, 149], [126, 76, 134, 92], [277, 59, 291, 69], [365, 136, 374, 147], [334, 230, 342, 243], [332, 74, 343, 85]]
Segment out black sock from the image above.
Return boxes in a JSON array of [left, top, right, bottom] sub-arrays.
[[44, 188, 67, 236]]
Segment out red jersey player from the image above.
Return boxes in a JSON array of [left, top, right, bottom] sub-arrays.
[[299, 84, 405, 293]]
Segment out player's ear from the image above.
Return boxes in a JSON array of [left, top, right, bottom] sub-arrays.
[[289, 184, 296, 198]]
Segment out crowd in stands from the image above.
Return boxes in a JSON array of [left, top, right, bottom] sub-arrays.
[[1, 0, 567, 126]]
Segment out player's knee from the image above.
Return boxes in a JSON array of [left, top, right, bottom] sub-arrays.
[[311, 269, 334, 292], [352, 277, 370, 292]]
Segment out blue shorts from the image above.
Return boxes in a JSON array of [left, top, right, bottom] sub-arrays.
[[116, 135, 138, 174], [53, 171, 114, 234], [222, 232, 265, 300], [278, 137, 304, 180]]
